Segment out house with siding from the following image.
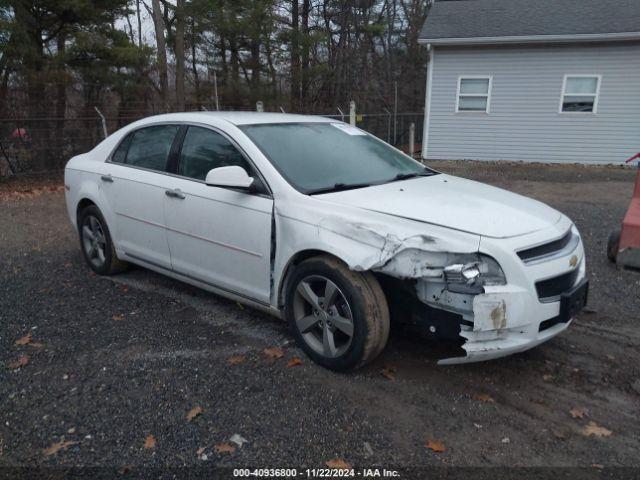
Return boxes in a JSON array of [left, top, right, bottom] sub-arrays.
[[419, 0, 640, 164]]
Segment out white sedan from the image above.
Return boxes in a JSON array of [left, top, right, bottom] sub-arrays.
[[64, 112, 588, 370]]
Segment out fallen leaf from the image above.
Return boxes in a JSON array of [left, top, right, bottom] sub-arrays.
[[214, 443, 236, 453], [186, 406, 203, 421], [263, 347, 284, 359], [380, 366, 396, 381], [552, 430, 567, 440], [196, 447, 206, 456], [471, 393, 495, 403], [112, 314, 124, 321], [227, 355, 246, 366], [570, 407, 588, 419], [425, 439, 446, 453], [287, 357, 303, 368], [591, 464, 604, 470], [143, 434, 156, 449], [230, 433, 249, 448], [581, 421, 612, 438], [15, 332, 32, 346], [67, 427, 76, 434], [325, 458, 351, 469], [8, 355, 29, 370], [501, 437, 510, 444], [542, 374, 554, 381], [43, 440, 78, 456]]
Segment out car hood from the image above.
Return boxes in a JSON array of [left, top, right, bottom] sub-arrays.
[[316, 174, 562, 238]]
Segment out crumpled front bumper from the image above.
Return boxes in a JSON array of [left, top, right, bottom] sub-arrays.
[[414, 233, 587, 365], [438, 319, 571, 365]]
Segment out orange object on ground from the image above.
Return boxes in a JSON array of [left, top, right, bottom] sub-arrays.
[[616, 153, 640, 268]]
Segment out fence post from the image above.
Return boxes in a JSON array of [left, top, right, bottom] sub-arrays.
[[349, 101, 356, 126], [94, 107, 108, 139], [409, 123, 415, 158], [256, 101, 264, 112]]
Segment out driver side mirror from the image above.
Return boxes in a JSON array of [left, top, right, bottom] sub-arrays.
[[205, 166, 254, 190]]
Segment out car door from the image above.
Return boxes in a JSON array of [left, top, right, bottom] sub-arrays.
[[163, 125, 274, 304], [102, 124, 181, 270]]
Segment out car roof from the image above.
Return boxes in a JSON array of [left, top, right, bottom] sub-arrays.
[[136, 111, 336, 126]]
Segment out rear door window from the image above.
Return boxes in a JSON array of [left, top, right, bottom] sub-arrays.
[[123, 125, 180, 171]]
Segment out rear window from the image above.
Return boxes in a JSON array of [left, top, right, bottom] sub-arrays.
[[115, 125, 180, 171]]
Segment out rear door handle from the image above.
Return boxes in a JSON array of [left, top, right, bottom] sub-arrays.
[[165, 188, 185, 200], [100, 175, 114, 183]]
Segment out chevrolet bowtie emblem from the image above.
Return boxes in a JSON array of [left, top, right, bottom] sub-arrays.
[[569, 255, 578, 267]]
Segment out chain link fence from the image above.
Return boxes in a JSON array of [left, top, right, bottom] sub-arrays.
[[0, 100, 424, 177]]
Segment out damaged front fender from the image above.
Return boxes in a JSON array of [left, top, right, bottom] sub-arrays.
[[317, 216, 481, 279]]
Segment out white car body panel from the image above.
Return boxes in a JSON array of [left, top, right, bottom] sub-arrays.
[[104, 165, 175, 270], [162, 175, 273, 303], [64, 112, 588, 365], [317, 174, 561, 238]]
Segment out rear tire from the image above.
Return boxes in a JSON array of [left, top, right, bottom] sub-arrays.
[[78, 205, 128, 275], [284, 255, 390, 371], [607, 229, 621, 263]]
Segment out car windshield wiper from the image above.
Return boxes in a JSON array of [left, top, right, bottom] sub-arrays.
[[308, 182, 372, 195], [389, 168, 438, 183]]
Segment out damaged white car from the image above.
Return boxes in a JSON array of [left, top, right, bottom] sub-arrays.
[[64, 112, 588, 370]]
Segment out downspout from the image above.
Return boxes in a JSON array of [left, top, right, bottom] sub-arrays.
[[422, 44, 434, 161]]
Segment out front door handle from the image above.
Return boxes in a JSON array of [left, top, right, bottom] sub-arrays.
[[100, 174, 114, 183], [165, 188, 185, 200]]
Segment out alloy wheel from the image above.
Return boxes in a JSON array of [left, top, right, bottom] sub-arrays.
[[81, 215, 107, 268], [292, 275, 354, 358]]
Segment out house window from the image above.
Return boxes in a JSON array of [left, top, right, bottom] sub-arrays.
[[561, 75, 601, 113], [456, 76, 492, 113]]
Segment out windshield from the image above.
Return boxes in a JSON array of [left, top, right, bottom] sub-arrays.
[[240, 122, 435, 194]]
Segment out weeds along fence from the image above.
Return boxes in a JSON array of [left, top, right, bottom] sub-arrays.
[[0, 104, 424, 177]]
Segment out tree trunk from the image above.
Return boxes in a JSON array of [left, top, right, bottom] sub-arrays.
[[229, 36, 240, 105], [190, 19, 200, 109], [290, 0, 300, 111], [136, 0, 143, 47], [300, 0, 310, 110], [175, 0, 186, 111], [151, 0, 168, 111]]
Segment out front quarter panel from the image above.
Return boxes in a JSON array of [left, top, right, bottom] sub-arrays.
[[272, 195, 482, 306]]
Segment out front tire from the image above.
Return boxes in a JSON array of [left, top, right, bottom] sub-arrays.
[[78, 205, 128, 275], [284, 255, 390, 371]]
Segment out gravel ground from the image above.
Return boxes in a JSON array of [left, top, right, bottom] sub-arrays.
[[1, 162, 639, 476]]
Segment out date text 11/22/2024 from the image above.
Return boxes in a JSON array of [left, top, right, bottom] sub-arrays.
[[232, 468, 401, 478]]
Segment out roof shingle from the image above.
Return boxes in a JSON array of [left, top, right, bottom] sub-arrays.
[[420, 0, 640, 43]]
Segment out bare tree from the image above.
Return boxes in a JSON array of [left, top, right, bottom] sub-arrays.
[[175, 0, 186, 110], [290, 0, 300, 111], [151, 0, 169, 110], [136, 0, 143, 47]]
